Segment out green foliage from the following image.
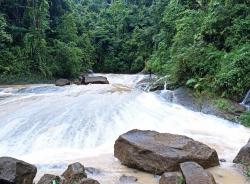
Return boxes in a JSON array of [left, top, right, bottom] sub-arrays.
[[0, 14, 12, 44], [0, 0, 249, 102], [213, 98, 233, 112], [214, 44, 250, 100], [56, 13, 78, 43], [52, 41, 83, 78], [240, 111, 250, 127], [178, 176, 185, 184], [246, 166, 250, 178], [147, 0, 250, 100]]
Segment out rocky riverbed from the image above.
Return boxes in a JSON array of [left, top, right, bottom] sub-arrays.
[[0, 74, 249, 184]]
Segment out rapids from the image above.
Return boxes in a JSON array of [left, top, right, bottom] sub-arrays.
[[0, 74, 249, 184]]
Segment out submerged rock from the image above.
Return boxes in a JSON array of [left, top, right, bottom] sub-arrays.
[[55, 79, 70, 86], [114, 130, 219, 174], [82, 76, 109, 85], [118, 175, 138, 183], [233, 139, 250, 165], [85, 167, 102, 176], [159, 172, 183, 184], [180, 162, 216, 184], [37, 174, 61, 184], [62, 162, 87, 183], [0, 157, 37, 184]]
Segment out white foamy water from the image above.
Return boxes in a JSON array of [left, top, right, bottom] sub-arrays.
[[0, 74, 249, 183]]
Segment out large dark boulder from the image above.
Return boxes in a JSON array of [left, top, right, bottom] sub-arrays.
[[55, 79, 70, 86], [233, 139, 250, 165], [180, 162, 216, 184], [0, 157, 37, 184], [114, 130, 219, 174], [62, 162, 87, 183], [159, 172, 183, 184], [37, 174, 61, 184], [82, 76, 109, 85]]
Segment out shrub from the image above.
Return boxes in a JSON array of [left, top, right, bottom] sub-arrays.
[[240, 111, 250, 127]]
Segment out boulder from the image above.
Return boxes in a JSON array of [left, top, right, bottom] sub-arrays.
[[62, 162, 87, 183], [78, 178, 100, 184], [55, 79, 70, 86], [114, 130, 219, 174], [82, 76, 109, 85], [180, 162, 216, 184], [172, 87, 201, 112], [233, 139, 250, 165], [170, 87, 246, 122], [37, 174, 61, 184], [118, 175, 138, 183], [0, 157, 37, 184], [159, 172, 183, 184], [73, 79, 81, 85]]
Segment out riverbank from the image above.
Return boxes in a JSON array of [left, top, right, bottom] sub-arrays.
[[144, 76, 250, 127], [0, 75, 55, 85], [33, 153, 249, 184]]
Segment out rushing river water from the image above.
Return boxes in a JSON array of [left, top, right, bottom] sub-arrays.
[[0, 74, 249, 184]]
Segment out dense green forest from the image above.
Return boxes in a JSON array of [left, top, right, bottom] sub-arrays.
[[0, 0, 249, 100]]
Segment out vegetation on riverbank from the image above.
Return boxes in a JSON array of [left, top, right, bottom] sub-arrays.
[[240, 111, 250, 127], [0, 0, 249, 101]]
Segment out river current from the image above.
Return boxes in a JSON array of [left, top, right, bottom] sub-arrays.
[[0, 74, 249, 183]]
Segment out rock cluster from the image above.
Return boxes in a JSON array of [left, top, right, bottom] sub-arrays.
[[1, 129, 249, 184], [55, 74, 109, 87], [40, 162, 100, 184], [0, 157, 100, 184]]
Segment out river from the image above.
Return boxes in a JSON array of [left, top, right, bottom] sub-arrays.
[[0, 74, 249, 184]]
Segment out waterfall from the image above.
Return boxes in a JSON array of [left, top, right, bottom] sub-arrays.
[[241, 89, 250, 110]]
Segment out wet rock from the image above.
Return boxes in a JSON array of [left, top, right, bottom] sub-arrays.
[[114, 130, 219, 174], [0, 157, 37, 184], [82, 76, 109, 85], [180, 162, 216, 184], [201, 99, 246, 121], [159, 172, 183, 184], [118, 175, 138, 183], [146, 75, 176, 92], [55, 79, 70, 86], [149, 84, 164, 91], [78, 178, 100, 184], [158, 90, 174, 103], [219, 159, 226, 163], [73, 79, 81, 85], [85, 167, 102, 176], [87, 69, 94, 74], [62, 162, 87, 183], [233, 139, 250, 165], [37, 174, 61, 184], [173, 87, 201, 111], [171, 87, 246, 122]]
